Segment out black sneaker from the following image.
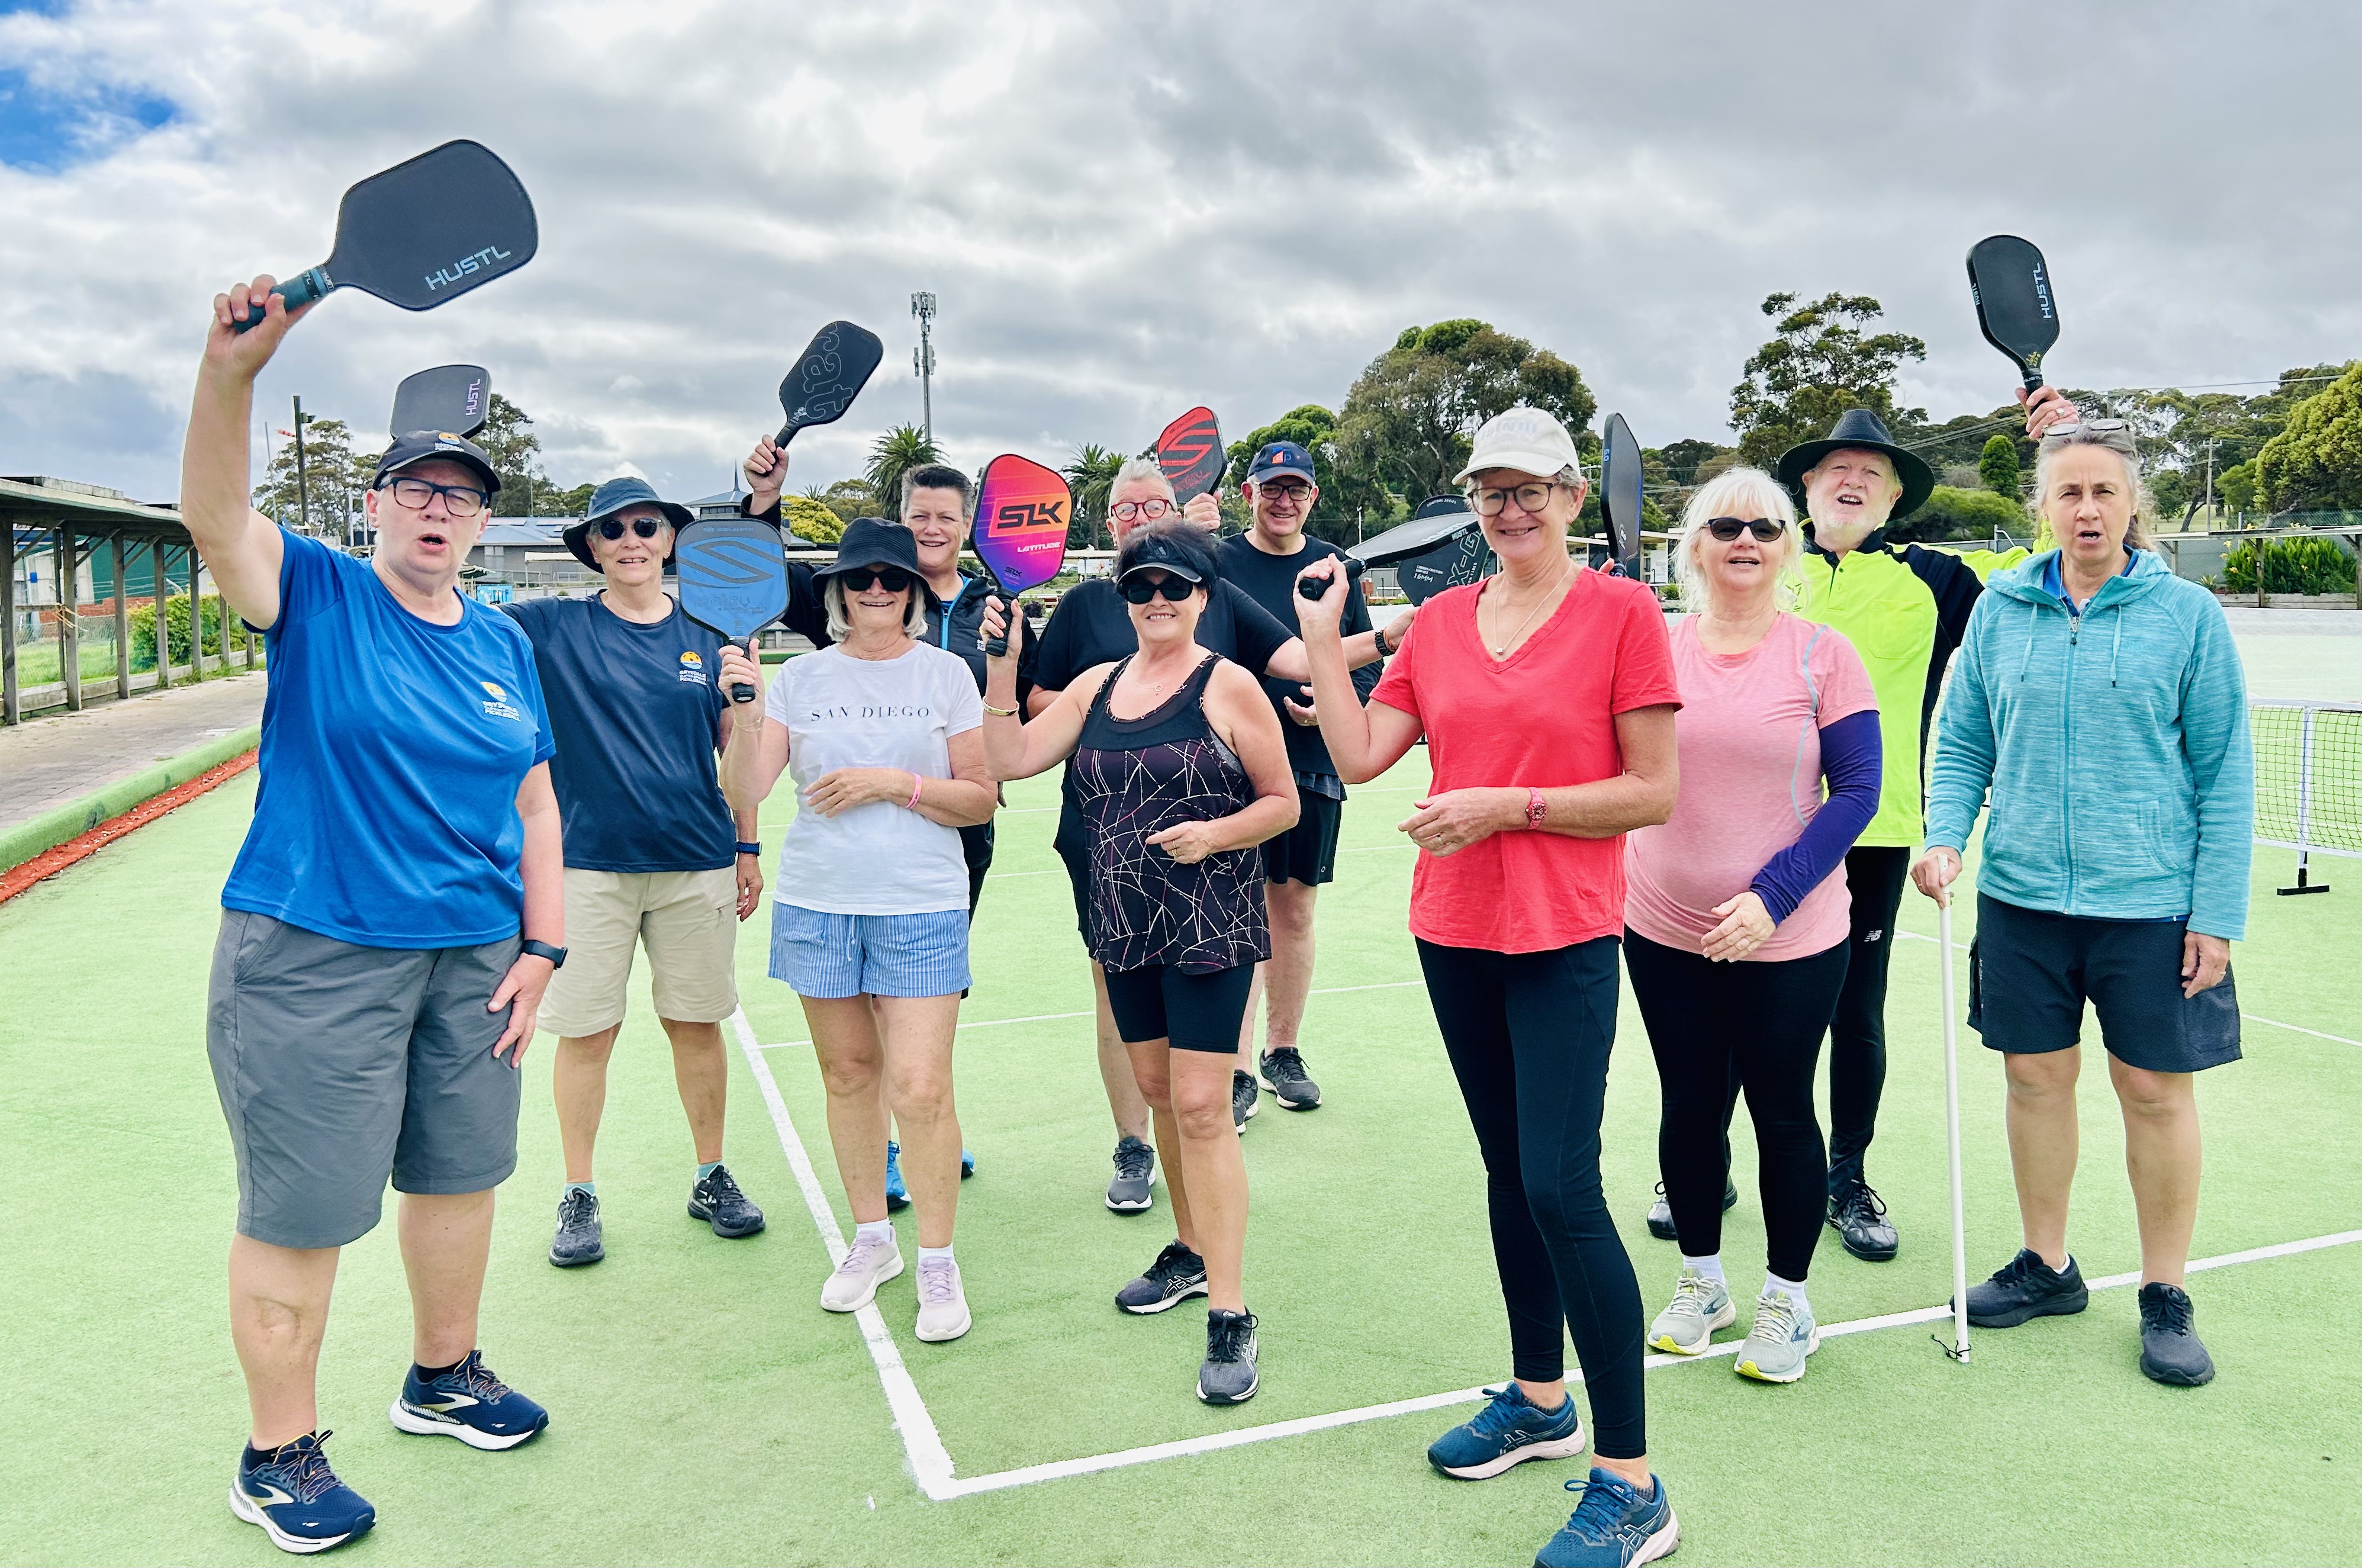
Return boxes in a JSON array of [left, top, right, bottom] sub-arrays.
[[1106, 1135, 1156, 1212], [1231, 1069, 1259, 1132], [2138, 1282, 2216, 1386], [1198, 1308, 1260, 1405], [1962, 1247, 2088, 1328], [688, 1164, 765, 1238], [549, 1188, 603, 1267], [1643, 1179, 1738, 1242], [1116, 1239, 1209, 1315], [1827, 1178, 1898, 1262], [1257, 1047, 1322, 1110]]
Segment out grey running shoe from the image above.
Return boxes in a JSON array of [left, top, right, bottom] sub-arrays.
[[2138, 1282, 2215, 1386], [1257, 1047, 1322, 1110], [549, 1188, 603, 1267], [1116, 1239, 1208, 1314], [688, 1164, 766, 1238], [1231, 1069, 1259, 1131], [1827, 1178, 1898, 1262], [1647, 1268, 1736, 1356], [1733, 1290, 1818, 1383], [914, 1255, 972, 1343], [1106, 1135, 1156, 1212], [1197, 1308, 1260, 1405], [1644, 1179, 1739, 1242], [1964, 1248, 2088, 1328], [820, 1229, 903, 1313]]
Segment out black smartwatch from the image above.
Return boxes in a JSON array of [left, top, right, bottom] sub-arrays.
[[521, 939, 567, 969], [736, 841, 762, 857]]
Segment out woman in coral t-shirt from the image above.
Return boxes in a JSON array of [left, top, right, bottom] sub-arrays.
[[1623, 468, 1880, 1389], [1299, 407, 1684, 1567]]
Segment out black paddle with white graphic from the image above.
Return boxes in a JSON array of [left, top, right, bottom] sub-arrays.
[[235, 140, 536, 332], [1967, 234, 2060, 394], [1600, 413, 1643, 580], [675, 516, 792, 704], [777, 321, 885, 447], [390, 364, 491, 438]]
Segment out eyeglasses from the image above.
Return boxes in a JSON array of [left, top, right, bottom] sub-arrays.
[[1704, 517, 1787, 542], [1118, 574, 1199, 604], [387, 476, 488, 517], [2045, 418, 2132, 437], [1110, 498, 1177, 523], [1469, 482, 1561, 517], [596, 516, 664, 540], [840, 566, 915, 593], [1257, 481, 1312, 505]]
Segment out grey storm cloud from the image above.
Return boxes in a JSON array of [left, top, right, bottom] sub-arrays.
[[1, 0, 2357, 504]]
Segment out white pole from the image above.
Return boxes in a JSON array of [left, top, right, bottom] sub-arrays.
[[1939, 896, 1971, 1363]]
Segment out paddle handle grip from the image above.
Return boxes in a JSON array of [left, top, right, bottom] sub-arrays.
[[729, 636, 758, 704], [1298, 557, 1366, 601], [230, 268, 330, 334], [984, 583, 1015, 657]]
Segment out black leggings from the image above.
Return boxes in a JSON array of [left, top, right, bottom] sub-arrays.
[[1827, 845, 1909, 1190], [1103, 961, 1255, 1054], [1624, 928, 1849, 1282], [1415, 936, 1646, 1461]]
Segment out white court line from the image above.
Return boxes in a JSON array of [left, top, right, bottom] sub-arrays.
[[733, 1010, 2361, 1502]]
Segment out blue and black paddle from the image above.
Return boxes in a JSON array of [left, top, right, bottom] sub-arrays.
[[675, 519, 793, 706], [389, 364, 491, 439]]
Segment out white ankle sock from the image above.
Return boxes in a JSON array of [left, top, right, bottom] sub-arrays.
[[1764, 1271, 1809, 1316], [855, 1219, 894, 1248], [918, 1244, 955, 1266], [1680, 1254, 1725, 1286]]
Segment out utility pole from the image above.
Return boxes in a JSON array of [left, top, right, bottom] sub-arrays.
[[911, 291, 938, 445], [291, 396, 314, 535], [2205, 436, 2216, 526]]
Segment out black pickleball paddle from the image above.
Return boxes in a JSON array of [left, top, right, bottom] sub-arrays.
[[1968, 234, 2061, 394], [1600, 413, 1644, 579], [777, 321, 886, 446], [390, 364, 491, 437], [1156, 407, 1225, 502]]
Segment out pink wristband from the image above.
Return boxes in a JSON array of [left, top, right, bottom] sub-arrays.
[[906, 771, 923, 810]]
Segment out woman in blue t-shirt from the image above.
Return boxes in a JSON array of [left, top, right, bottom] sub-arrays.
[[184, 278, 566, 1555]]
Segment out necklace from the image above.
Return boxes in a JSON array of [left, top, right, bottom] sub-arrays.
[[1485, 563, 1572, 657]]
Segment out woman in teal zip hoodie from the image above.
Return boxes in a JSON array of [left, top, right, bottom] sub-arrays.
[[1913, 407, 2250, 1389]]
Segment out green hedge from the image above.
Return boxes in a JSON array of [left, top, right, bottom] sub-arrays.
[[2215, 536, 2357, 595], [129, 594, 230, 666]]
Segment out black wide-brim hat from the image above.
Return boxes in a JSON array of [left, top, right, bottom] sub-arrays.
[[1775, 408, 1936, 521], [812, 517, 941, 608], [563, 476, 695, 570]]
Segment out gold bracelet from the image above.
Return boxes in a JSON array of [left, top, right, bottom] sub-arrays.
[[982, 700, 1018, 717]]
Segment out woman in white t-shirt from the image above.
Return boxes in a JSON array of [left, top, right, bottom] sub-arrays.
[[720, 519, 994, 1342]]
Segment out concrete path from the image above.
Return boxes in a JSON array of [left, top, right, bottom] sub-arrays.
[[0, 674, 267, 833]]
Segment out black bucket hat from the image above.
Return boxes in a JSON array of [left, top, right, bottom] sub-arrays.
[[1775, 408, 1936, 521], [563, 477, 694, 569], [812, 518, 941, 607]]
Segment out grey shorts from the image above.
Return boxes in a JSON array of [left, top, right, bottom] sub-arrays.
[[207, 910, 523, 1250]]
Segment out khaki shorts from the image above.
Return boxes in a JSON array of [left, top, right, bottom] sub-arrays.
[[539, 866, 741, 1035]]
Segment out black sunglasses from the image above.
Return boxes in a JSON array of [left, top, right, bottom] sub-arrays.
[[1705, 516, 1787, 542], [841, 566, 915, 593], [596, 516, 665, 540], [1119, 574, 1199, 604]]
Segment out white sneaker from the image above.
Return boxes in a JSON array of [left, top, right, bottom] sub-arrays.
[[914, 1255, 972, 1342], [820, 1229, 903, 1312]]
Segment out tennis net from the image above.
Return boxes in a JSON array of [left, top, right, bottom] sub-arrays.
[[2251, 700, 2362, 894]]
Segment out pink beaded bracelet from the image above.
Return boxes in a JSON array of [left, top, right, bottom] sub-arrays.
[[906, 771, 923, 810]]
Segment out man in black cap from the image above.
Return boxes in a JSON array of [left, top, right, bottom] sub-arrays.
[[1643, 408, 2023, 1263], [507, 476, 831, 1270]]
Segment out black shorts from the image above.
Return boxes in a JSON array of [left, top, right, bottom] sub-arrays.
[[959, 821, 994, 920], [1265, 788, 1344, 886], [1967, 893, 2241, 1073], [1102, 961, 1256, 1054]]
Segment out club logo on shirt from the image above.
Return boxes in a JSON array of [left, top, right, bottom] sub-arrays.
[[678, 651, 709, 685], [478, 678, 522, 722]]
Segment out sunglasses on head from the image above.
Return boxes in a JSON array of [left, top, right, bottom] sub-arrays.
[[841, 566, 915, 593], [596, 516, 665, 540], [1704, 516, 1787, 542], [1119, 574, 1199, 604]]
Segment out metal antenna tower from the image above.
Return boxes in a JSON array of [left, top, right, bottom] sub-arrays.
[[911, 291, 938, 444]]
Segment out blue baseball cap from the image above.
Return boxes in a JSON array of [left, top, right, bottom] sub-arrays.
[[564, 476, 693, 569], [1247, 440, 1317, 487]]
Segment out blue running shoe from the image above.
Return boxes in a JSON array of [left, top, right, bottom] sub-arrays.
[[389, 1350, 548, 1450], [884, 1141, 910, 1212], [1535, 1469, 1678, 1568], [1428, 1383, 1588, 1479], [229, 1430, 375, 1555], [961, 1147, 976, 1179]]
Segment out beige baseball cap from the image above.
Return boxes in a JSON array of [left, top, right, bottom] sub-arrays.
[[1455, 406, 1582, 484]]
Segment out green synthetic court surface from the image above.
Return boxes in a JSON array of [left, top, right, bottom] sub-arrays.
[[5, 713, 2360, 1564]]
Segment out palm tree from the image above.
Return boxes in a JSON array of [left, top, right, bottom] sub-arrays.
[[1064, 443, 1124, 550], [865, 423, 941, 520]]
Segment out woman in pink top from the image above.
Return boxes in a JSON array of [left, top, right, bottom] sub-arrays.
[[1623, 468, 1881, 1387]]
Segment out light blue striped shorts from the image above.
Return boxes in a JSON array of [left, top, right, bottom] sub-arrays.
[[767, 903, 972, 1000]]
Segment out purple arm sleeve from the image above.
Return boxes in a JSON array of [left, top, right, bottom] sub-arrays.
[[1749, 709, 1883, 926]]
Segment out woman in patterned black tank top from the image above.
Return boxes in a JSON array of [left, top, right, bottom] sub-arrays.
[[980, 524, 1297, 1406]]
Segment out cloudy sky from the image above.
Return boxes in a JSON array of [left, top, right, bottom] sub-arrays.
[[2, 0, 2356, 507]]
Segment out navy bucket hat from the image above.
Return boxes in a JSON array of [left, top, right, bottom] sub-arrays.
[[563, 476, 694, 570]]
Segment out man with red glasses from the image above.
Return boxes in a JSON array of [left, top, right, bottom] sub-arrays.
[[507, 477, 832, 1271], [1213, 442, 1389, 1116]]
